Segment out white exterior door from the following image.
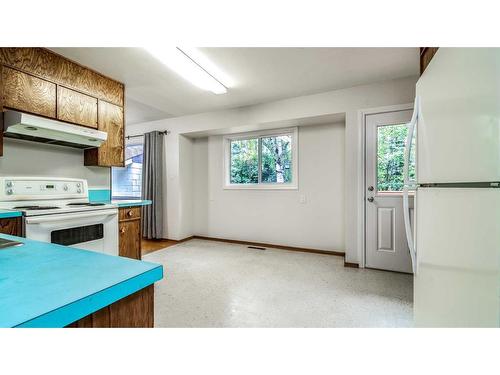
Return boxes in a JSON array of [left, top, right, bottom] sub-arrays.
[[365, 109, 414, 273]]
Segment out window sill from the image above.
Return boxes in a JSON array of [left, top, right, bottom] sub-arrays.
[[223, 184, 298, 190]]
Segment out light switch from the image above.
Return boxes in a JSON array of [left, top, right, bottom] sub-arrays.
[[299, 194, 306, 204]]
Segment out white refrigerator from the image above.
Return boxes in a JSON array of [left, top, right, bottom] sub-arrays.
[[403, 48, 500, 327]]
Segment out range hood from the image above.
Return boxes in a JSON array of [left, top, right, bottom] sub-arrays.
[[3, 111, 107, 149]]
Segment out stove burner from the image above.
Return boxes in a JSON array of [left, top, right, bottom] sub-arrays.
[[13, 206, 61, 210], [67, 202, 106, 207]]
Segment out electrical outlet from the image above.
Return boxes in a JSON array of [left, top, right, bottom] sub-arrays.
[[299, 194, 306, 204]]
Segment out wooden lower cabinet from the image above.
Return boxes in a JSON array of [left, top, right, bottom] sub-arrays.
[[0, 217, 22, 236], [67, 285, 154, 328], [118, 207, 142, 260]]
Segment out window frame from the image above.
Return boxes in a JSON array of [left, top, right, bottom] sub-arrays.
[[223, 127, 299, 190], [111, 140, 145, 200]]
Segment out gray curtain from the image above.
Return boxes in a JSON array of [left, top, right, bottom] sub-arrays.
[[141, 131, 165, 239]]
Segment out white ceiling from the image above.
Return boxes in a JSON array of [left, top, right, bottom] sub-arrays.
[[51, 48, 419, 125]]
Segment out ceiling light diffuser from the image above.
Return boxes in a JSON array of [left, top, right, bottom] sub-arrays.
[[145, 47, 230, 94]]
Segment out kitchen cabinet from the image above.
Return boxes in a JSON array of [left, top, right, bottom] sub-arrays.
[[57, 86, 98, 128], [84, 100, 124, 167], [0, 217, 22, 236], [0, 48, 123, 106], [118, 207, 142, 260], [67, 285, 153, 328], [0, 47, 125, 167], [2, 66, 56, 118]]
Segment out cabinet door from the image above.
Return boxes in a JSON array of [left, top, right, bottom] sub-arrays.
[[87, 100, 124, 167], [2, 66, 56, 117], [57, 86, 98, 128], [119, 220, 141, 259], [0, 217, 22, 236]]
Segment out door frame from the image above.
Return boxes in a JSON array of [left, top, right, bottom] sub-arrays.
[[357, 103, 413, 268]]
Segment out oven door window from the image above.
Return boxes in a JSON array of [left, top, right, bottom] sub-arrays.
[[51, 224, 104, 246]]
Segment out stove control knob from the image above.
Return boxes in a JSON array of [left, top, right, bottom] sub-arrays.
[[76, 183, 81, 188], [6, 189, 13, 195], [77, 188, 82, 193], [6, 181, 12, 188], [63, 185, 69, 191]]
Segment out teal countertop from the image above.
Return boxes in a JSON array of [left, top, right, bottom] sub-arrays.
[[0, 234, 163, 328], [0, 210, 22, 219], [111, 200, 152, 207]]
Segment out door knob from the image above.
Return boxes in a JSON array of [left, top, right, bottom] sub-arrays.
[[368, 186, 374, 191], [367, 197, 374, 202]]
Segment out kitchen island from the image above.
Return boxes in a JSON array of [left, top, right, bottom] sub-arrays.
[[0, 233, 162, 328]]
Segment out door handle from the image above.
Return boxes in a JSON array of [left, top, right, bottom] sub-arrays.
[[367, 197, 374, 202], [368, 186, 374, 191]]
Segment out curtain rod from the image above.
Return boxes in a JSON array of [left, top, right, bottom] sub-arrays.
[[125, 130, 170, 140]]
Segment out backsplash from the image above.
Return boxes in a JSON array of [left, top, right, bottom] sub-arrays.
[[88, 189, 111, 202], [0, 138, 110, 189]]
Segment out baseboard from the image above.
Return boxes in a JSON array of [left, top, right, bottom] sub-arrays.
[[178, 236, 195, 243], [191, 235, 345, 257]]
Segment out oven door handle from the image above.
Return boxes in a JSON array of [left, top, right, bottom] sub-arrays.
[[25, 209, 118, 224]]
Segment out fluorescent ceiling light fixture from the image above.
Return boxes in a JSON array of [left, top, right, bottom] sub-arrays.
[[145, 47, 231, 94]]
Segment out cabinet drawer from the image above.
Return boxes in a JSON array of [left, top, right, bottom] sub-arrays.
[[57, 86, 98, 128], [2, 66, 56, 117], [119, 207, 141, 221]]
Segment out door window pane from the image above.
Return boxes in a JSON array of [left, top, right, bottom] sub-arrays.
[[230, 138, 259, 184], [377, 124, 415, 192], [261, 135, 292, 183]]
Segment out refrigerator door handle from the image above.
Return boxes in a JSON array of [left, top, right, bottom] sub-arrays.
[[403, 96, 419, 273]]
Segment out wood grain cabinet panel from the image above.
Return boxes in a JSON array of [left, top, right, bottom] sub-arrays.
[[119, 219, 141, 260], [67, 286, 153, 328], [85, 100, 124, 167], [110, 285, 154, 328], [0, 48, 124, 106], [2, 66, 56, 118], [57, 86, 98, 128], [0, 217, 22, 236]]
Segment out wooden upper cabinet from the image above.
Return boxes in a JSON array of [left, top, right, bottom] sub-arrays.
[[57, 86, 98, 128], [2, 66, 56, 118], [85, 100, 124, 167], [0, 47, 125, 166], [0, 48, 124, 106]]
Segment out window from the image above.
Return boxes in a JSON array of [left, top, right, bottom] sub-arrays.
[[112, 144, 144, 199], [224, 128, 298, 189], [376, 123, 415, 192]]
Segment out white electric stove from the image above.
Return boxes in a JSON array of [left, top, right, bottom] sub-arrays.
[[0, 177, 118, 255]]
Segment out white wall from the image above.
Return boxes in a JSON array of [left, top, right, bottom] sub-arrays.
[[192, 137, 209, 235], [178, 135, 194, 239], [0, 138, 110, 189], [128, 76, 417, 263], [193, 123, 345, 251]]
